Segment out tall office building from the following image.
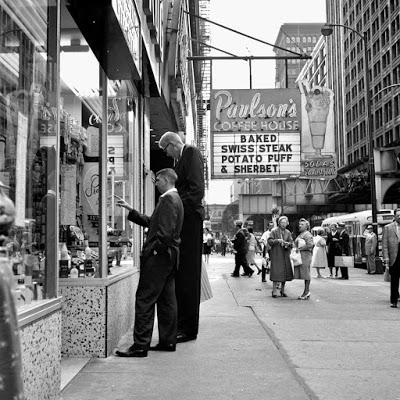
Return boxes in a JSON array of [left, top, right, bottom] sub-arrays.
[[274, 23, 323, 88], [327, 0, 400, 166], [325, 0, 400, 205]]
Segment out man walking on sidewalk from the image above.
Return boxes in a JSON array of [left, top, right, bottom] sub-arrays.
[[231, 220, 254, 278], [159, 131, 204, 343], [365, 224, 377, 274], [382, 208, 400, 308], [115, 168, 183, 357]]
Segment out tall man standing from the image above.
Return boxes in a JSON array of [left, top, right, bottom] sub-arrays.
[[115, 168, 184, 357], [159, 131, 204, 343], [382, 208, 400, 308]]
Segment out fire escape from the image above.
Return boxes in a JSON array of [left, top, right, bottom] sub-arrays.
[[196, 0, 211, 190]]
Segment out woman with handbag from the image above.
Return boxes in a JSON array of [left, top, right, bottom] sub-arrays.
[[246, 227, 261, 275], [310, 227, 328, 278], [268, 216, 293, 298], [294, 218, 314, 300]]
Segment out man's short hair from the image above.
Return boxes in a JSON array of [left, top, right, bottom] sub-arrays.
[[338, 222, 345, 228], [156, 168, 177, 184], [158, 131, 183, 150]]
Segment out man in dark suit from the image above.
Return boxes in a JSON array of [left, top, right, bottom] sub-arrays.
[[231, 220, 254, 277], [338, 222, 350, 280], [159, 131, 204, 343], [326, 223, 341, 278], [382, 208, 400, 308], [115, 168, 184, 357]]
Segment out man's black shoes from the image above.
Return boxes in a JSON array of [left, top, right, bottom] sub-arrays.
[[176, 333, 197, 343], [115, 345, 148, 358], [149, 343, 176, 352]]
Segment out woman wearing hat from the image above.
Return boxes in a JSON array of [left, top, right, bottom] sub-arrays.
[[326, 223, 341, 278], [267, 216, 293, 297]]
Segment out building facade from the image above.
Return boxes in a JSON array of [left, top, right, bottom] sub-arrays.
[[0, 0, 206, 398], [325, 0, 400, 207], [274, 23, 324, 88]]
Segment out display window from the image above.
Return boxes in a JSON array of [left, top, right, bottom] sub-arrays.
[[0, 0, 59, 306], [58, 2, 136, 279], [106, 79, 135, 272]]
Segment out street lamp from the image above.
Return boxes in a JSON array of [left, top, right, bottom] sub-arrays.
[[321, 23, 378, 238]]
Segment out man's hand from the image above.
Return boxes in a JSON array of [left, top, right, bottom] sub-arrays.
[[116, 198, 134, 212]]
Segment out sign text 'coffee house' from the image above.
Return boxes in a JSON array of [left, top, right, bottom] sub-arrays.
[[210, 89, 301, 179]]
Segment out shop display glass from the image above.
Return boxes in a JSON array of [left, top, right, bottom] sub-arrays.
[[0, 0, 59, 305]]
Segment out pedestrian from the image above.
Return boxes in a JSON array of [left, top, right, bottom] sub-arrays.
[[115, 168, 184, 357], [382, 208, 400, 308], [246, 227, 261, 275], [326, 223, 341, 278], [202, 227, 213, 264], [364, 224, 377, 274], [338, 222, 350, 279], [231, 220, 254, 278], [220, 233, 228, 256], [260, 221, 274, 282], [158, 131, 204, 343], [294, 218, 314, 300], [311, 227, 328, 278], [268, 216, 293, 298]]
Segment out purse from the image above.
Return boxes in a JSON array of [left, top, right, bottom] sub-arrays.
[[290, 249, 302, 267], [334, 255, 354, 268], [384, 266, 391, 282]]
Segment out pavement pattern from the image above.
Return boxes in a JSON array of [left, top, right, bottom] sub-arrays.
[[60, 254, 400, 400]]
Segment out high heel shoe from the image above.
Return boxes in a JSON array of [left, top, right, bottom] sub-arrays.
[[272, 290, 278, 298], [280, 290, 288, 297], [298, 292, 310, 300]]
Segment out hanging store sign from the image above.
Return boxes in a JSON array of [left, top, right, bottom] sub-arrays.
[[298, 81, 337, 179], [210, 89, 301, 179]]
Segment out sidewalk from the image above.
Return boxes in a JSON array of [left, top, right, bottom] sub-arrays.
[[60, 255, 400, 400], [60, 255, 312, 400]]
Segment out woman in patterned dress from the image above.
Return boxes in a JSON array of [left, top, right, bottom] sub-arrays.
[[294, 218, 314, 300]]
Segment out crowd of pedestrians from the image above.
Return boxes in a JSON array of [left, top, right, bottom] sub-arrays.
[[217, 211, 400, 305]]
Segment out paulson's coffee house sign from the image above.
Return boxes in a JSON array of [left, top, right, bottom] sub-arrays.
[[210, 89, 301, 178], [210, 86, 337, 180]]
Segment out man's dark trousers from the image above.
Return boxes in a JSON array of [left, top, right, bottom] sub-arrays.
[[134, 252, 177, 348], [233, 252, 252, 276], [176, 212, 202, 337], [389, 244, 400, 305]]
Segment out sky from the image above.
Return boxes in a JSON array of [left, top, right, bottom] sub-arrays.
[[205, 0, 327, 204]]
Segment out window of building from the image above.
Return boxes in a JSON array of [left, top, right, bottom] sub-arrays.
[[347, 131, 353, 147], [313, 37, 317, 43], [393, 65, 400, 84], [394, 94, 400, 117], [353, 126, 359, 144], [390, 0, 400, 12], [358, 77, 365, 92], [363, 8, 370, 24], [302, 37, 307, 43], [384, 101, 393, 123], [391, 14, 400, 35], [383, 73, 391, 88], [375, 108, 383, 129], [372, 17, 379, 36], [352, 104, 359, 120], [348, 153, 353, 164], [0, 1, 59, 303], [346, 109, 352, 125], [380, 5, 389, 24], [354, 149, 360, 160], [382, 50, 391, 69], [372, 38, 380, 57], [361, 145, 367, 157], [360, 121, 366, 139], [395, 125, 400, 141], [385, 129, 393, 145], [381, 28, 390, 47], [359, 98, 365, 115], [373, 60, 381, 78], [376, 135, 384, 147]]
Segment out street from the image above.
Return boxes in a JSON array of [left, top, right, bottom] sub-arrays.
[[60, 254, 400, 400]]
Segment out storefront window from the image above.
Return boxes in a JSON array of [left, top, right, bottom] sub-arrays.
[[106, 80, 135, 271], [58, 2, 103, 279], [0, 0, 59, 305]]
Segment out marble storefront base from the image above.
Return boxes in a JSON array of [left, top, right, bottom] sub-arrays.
[[18, 299, 62, 400], [59, 266, 138, 358]]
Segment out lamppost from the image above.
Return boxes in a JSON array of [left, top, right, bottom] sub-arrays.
[[321, 24, 378, 237]]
